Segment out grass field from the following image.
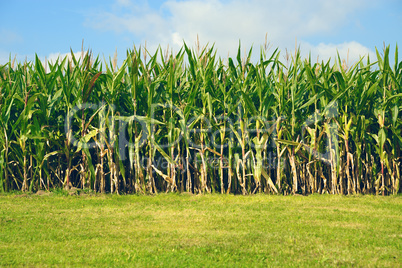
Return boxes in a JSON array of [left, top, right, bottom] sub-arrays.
[[0, 193, 401, 267]]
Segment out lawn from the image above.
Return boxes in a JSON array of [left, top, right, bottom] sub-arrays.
[[0, 192, 401, 267]]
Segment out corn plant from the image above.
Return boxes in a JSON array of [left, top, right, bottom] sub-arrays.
[[0, 43, 400, 195]]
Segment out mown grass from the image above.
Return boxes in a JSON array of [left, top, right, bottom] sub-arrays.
[[0, 193, 401, 267]]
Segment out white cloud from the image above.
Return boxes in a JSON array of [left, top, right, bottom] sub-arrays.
[[299, 41, 375, 66], [38, 51, 87, 73], [0, 51, 27, 67], [0, 51, 11, 65], [0, 51, 91, 71], [84, 0, 381, 63], [159, 0, 376, 59], [46, 51, 87, 65]]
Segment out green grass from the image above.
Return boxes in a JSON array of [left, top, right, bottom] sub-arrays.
[[0, 193, 401, 267]]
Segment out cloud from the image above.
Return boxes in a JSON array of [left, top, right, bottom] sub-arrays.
[[0, 51, 11, 66], [161, 0, 376, 59], [0, 51, 90, 69], [41, 51, 88, 72], [83, 0, 379, 62], [299, 41, 375, 66], [46, 51, 87, 65]]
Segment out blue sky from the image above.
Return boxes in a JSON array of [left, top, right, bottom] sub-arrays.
[[0, 0, 401, 66]]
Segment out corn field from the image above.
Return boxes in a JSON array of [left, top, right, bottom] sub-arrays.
[[0, 43, 401, 195]]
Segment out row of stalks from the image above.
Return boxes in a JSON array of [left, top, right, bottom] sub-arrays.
[[0, 43, 401, 195]]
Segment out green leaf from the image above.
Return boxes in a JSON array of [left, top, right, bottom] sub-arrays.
[[240, 91, 258, 116], [83, 129, 98, 143], [378, 128, 386, 149], [153, 141, 175, 165]]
